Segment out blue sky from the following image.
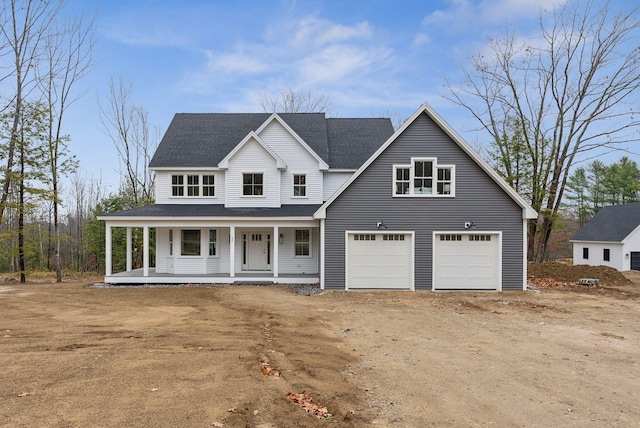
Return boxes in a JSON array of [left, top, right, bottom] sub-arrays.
[[61, 0, 628, 194]]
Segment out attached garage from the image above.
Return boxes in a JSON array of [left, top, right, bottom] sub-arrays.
[[433, 232, 501, 291], [631, 252, 640, 271], [346, 232, 414, 290]]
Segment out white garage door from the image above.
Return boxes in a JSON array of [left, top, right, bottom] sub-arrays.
[[347, 233, 413, 289], [433, 233, 500, 290]]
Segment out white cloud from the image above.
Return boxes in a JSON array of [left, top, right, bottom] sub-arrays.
[[412, 33, 431, 49], [297, 44, 392, 85], [204, 50, 269, 75], [291, 17, 373, 47]]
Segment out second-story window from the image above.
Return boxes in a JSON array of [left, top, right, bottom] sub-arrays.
[[203, 175, 215, 196], [187, 175, 199, 196], [243, 173, 263, 196], [172, 175, 184, 196], [293, 174, 306, 197]]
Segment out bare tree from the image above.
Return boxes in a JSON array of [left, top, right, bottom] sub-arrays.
[[444, 0, 640, 261], [260, 89, 332, 113], [0, 0, 64, 228], [38, 12, 95, 282], [99, 77, 156, 207]]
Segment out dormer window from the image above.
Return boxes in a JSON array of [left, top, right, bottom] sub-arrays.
[[393, 157, 454, 197], [243, 173, 263, 196]]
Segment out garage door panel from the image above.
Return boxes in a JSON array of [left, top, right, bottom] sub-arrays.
[[347, 233, 412, 289], [434, 234, 499, 290]]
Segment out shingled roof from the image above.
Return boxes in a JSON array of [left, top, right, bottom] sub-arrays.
[[571, 202, 640, 242], [149, 113, 394, 169]]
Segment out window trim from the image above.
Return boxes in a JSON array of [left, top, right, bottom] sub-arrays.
[[583, 247, 589, 260], [292, 173, 307, 198], [242, 172, 264, 197], [392, 157, 455, 197], [294, 229, 311, 257]]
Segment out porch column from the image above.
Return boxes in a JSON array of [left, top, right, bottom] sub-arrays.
[[143, 225, 149, 277], [229, 226, 235, 278], [105, 224, 112, 276], [126, 227, 132, 272], [273, 225, 279, 278]]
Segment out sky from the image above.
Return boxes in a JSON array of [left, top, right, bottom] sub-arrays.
[[59, 0, 634, 195]]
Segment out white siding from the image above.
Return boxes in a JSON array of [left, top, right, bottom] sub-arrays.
[[156, 228, 170, 273], [323, 171, 353, 201], [225, 139, 281, 208], [623, 226, 640, 270], [277, 228, 319, 274], [258, 121, 323, 204], [573, 241, 624, 271], [154, 171, 224, 205]]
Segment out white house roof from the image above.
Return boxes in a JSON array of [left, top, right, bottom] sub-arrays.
[[571, 202, 640, 243]]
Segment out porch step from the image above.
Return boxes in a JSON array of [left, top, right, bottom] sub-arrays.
[[233, 281, 275, 286]]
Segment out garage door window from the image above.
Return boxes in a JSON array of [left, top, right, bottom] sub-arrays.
[[354, 234, 376, 241], [383, 234, 405, 241], [440, 234, 462, 241], [469, 234, 491, 241]]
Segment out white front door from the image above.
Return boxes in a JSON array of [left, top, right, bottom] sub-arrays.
[[246, 232, 270, 270]]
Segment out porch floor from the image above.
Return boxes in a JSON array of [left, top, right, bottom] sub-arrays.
[[104, 268, 319, 285]]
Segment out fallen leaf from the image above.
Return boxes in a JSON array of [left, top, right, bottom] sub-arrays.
[[211, 422, 224, 427], [151, 388, 159, 392], [17, 392, 32, 397]]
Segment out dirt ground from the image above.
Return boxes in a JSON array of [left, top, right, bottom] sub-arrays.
[[1, 267, 639, 427]]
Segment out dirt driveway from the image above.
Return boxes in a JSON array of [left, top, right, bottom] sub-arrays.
[[1, 275, 639, 427]]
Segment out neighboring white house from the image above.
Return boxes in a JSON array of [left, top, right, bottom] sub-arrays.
[[570, 202, 640, 271]]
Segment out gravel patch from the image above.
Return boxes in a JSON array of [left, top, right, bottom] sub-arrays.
[[89, 282, 323, 295]]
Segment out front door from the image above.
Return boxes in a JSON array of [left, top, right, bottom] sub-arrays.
[[245, 232, 271, 270]]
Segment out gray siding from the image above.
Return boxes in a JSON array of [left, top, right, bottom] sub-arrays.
[[324, 112, 525, 291]]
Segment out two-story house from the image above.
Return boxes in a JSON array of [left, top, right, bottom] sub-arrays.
[[100, 104, 537, 291], [99, 112, 393, 285]]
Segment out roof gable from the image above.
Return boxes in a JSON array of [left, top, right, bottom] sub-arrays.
[[315, 103, 538, 219], [571, 202, 640, 242], [254, 114, 329, 170], [218, 131, 286, 169]]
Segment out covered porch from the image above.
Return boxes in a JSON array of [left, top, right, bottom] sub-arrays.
[[98, 205, 323, 285]]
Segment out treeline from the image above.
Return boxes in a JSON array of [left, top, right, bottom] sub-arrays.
[[566, 157, 640, 227]]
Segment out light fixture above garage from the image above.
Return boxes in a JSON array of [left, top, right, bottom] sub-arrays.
[[464, 221, 477, 229], [376, 220, 388, 229]]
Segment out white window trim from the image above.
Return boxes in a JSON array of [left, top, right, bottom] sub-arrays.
[[294, 228, 312, 258], [291, 172, 308, 199], [241, 171, 266, 198], [170, 173, 217, 199], [392, 157, 455, 197]]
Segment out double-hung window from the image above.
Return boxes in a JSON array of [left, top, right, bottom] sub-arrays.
[[243, 173, 263, 196], [187, 175, 199, 196], [209, 229, 217, 256], [293, 174, 306, 197], [203, 175, 215, 196], [172, 175, 184, 196], [295, 229, 310, 256], [393, 157, 454, 197]]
